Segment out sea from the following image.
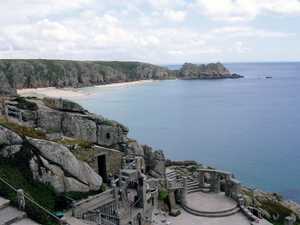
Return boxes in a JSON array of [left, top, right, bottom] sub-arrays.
[[75, 62, 300, 203]]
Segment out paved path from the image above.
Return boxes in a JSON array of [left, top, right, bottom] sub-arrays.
[[0, 196, 40, 225], [186, 192, 237, 212], [152, 209, 251, 225]]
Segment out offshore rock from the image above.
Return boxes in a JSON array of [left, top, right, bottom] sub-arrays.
[[179, 62, 241, 79]]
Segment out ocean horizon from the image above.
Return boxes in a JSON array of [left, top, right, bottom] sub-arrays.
[[75, 62, 300, 203]]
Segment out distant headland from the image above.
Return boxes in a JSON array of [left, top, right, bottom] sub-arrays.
[[0, 59, 243, 96]]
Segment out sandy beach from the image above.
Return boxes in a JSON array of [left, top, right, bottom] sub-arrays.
[[17, 80, 155, 99]]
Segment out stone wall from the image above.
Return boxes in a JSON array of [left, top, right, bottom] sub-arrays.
[[3, 97, 129, 149], [87, 146, 123, 177]]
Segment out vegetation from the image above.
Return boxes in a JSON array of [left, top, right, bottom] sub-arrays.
[[58, 138, 96, 161], [158, 189, 169, 201], [0, 116, 46, 139], [0, 157, 58, 225], [14, 96, 38, 111], [260, 200, 295, 223]]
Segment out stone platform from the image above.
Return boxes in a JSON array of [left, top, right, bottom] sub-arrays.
[[186, 192, 237, 212]]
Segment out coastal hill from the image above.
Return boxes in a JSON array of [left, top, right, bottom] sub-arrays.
[[0, 59, 242, 96]]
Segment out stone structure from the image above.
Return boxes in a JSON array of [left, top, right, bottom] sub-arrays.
[[166, 166, 243, 218], [3, 97, 129, 149], [73, 155, 159, 225]]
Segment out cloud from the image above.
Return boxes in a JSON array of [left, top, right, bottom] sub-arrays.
[[0, 0, 298, 63], [210, 26, 295, 38], [163, 9, 186, 22], [196, 0, 300, 21]]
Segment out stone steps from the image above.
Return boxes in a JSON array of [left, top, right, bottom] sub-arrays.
[[187, 188, 210, 194], [0, 206, 27, 225], [182, 203, 240, 217], [0, 197, 10, 210], [0, 196, 41, 225]]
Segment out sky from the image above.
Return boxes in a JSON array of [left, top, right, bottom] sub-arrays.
[[0, 0, 299, 64]]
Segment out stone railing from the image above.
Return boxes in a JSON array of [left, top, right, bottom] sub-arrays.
[[0, 176, 65, 225], [72, 189, 116, 218]]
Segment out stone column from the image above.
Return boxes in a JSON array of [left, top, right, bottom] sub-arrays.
[[17, 189, 25, 210], [284, 215, 296, 225], [112, 181, 119, 209], [214, 174, 221, 193], [198, 171, 205, 188], [224, 176, 230, 197], [18, 111, 22, 122], [182, 177, 187, 205], [168, 191, 177, 210], [210, 171, 217, 193]]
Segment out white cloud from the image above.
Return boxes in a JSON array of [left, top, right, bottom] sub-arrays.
[[163, 10, 186, 22], [210, 26, 295, 38], [0, 0, 298, 63], [196, 0, 300, 21]]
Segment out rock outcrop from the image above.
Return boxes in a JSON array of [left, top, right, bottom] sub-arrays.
[[28, 138, 102, 193], [0, 124, 102, 193], [179, 62, 243, 79], [4, 97, 128, 149], [143, 145, 166, 178]]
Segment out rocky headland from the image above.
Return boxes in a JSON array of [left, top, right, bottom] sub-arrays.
[[0, 59, 243, 96]]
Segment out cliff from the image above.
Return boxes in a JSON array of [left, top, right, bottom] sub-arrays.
[[0, 59, 242, 96], [178, 62, 243, 79], [0, 96, 165, 192]]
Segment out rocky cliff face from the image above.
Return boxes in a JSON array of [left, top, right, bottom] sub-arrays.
[[0, 124, 102, 193], [0, 60, 172, 90], [1, 97, 165, 192], [179, 62, 243, 79], [0, 60, 242, 96], [4, 97, 129, 149]]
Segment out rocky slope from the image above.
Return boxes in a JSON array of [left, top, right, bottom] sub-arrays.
[[0, 59, 242, 96], [178, 62, 243, 79]]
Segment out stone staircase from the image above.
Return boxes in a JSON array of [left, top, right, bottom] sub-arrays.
[[0, 197, 40, 225], [182, 203, 240, 218]]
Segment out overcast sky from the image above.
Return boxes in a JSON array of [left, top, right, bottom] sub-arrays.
[[0, 0, 299, 64]]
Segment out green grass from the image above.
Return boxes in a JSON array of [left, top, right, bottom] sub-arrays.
[[0, 160, 58, 225], [158, 189, 169, 201], [0, 116, 46, 139]]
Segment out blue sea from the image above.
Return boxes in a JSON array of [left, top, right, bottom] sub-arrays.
[[75, 62, 300, 203]]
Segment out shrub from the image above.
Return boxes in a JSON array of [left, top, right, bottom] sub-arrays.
[[0, 116, 46, 139], [14, 97, 38, 111], [159, 190, 169, 201]]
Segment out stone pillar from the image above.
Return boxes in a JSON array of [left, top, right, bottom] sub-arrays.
[[182, 177, 187, 205], [210, 171, 217, 193], [214, 174, 221, 193], [17, 189, 25, 210], [18, 111, 22, 122], [142, 177, 147, 210], [284, 215, 296, 225], [168, 191, 177, 210], [224, 176, 230, 197], [4, 105, 8, 118], [198, 171, 205, 188], [112, 181, 119, 209]]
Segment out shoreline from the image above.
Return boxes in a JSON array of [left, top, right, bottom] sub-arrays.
[[17, 79, 155, 99]]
